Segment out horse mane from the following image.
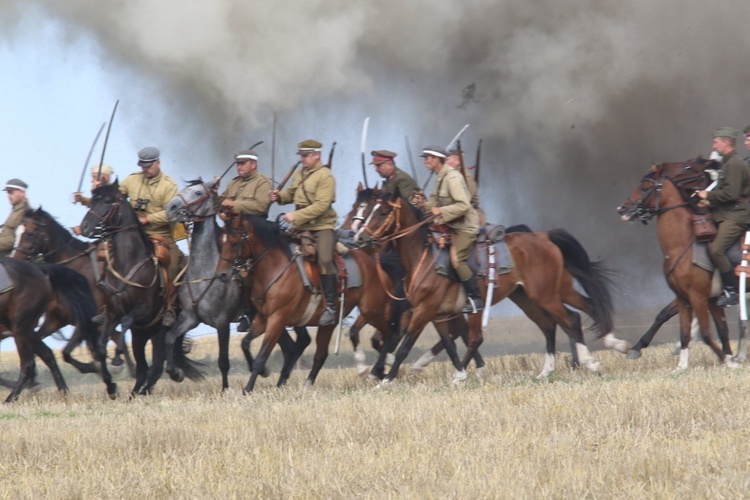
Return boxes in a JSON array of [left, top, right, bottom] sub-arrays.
[[186, 178, 205, 187], [356, 187, 378, 204], [92, 183, 154, 251], [25, 208, 78, 243], [241, 215, 293, 258]]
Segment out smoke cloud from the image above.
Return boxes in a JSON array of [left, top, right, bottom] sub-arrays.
[[4, 0, 750, 309]]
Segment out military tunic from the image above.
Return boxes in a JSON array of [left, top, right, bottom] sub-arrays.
[[424, 164, 478, 281], [222, 170, 271, 216], [707, 150, 750, 273], [119, 170, 183, 279], [0, 199, 30, 257], [382, 167, 419, 200], [277, 161, 337, 231]]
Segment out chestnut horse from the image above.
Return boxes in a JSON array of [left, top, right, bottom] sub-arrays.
[[354, 190, 629, 385], [215, 214, 405, 392], [618, 159, 736, 370]]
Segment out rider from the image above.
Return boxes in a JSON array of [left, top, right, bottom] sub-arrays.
[[220, 149, 272, 332], [270, 139, 338, 326], [0, 178, 31, 258], [697, 127, 750, 307], [445, 148, 485, 226], [72, 164, 116, 235], [413, 145, 483, 314], [370, 150, 419, 199], [119, 147, 184, 326]]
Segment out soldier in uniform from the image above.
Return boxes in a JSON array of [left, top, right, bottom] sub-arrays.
[[270, 139, 338, 325], [0, 179, 31, 258], [220, 148, 272, 331], [697, 127, 750, 307], [743, 124, 750, 162], [370, 150, 419, 199], [119, 147, 184, 326], [72, 164, 116, 235], [412, 145, 483, 313], [445, 148, 485, 226]]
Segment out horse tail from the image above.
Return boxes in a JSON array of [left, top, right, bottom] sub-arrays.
[[173, 334, 206, 381], [38, 263, 100, 349], [378, 251, 410, 335], [546, 229, 616, 337]]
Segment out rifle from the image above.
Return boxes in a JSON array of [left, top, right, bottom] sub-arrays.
[[326, 141, 337, 169], [218, 140, 264, 181], [456, 140, 466, 176], [75, 122, 106, 196], [474, 139, 482, 183], [96, 100, 120, 181], [277, 161, 302, 191]]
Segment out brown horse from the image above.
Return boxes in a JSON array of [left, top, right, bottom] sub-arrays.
[[354, 190, 629, 385], [13, 207, 135, 375], [617, 158, 736, 370], [215, 214, 407, 392]]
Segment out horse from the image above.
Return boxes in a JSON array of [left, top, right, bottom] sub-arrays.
[[617, 158, 736, 370], [163, 178, 311, 389], [215, 214, 404, 392], [12, 207, 135, 375], [353, 189, 629, 385], [79, 182, 205, 395], [340, 185, 486, 376], [0, 258, 112, 401]]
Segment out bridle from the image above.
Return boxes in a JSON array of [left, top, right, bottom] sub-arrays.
[[84, 194, 138, 238], [174, 183, 215, 222], [624, 164, 709, 224]]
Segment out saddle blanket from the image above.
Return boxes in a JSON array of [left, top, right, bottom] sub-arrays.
[[692, 240, 742, 273], [434, 241, 514, 284], [0, 261, 12, 294]]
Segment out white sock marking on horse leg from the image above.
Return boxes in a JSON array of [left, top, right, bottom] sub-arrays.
[[724, 355, 739, 369], [537, 353, 556, 379], [354, 345, 368, 376], [690, 317, 701, 343], [575, 343, 603, 374], [385, 352, 395, 367], [410, 351, 436, 373], [452, 370, 467, 385], [602, 333, 631, 354], [675, 348, 689, 371]]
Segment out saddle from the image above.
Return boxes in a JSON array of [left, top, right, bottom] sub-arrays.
[[149, 235, 171, 268]]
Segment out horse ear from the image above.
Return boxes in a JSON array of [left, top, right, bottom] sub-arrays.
[[206, 176, 220, 191], [357, 182, 363, 193]]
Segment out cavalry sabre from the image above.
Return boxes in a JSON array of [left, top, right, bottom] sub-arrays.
[[361, 117, 370, 189], [421, 124, 470, 192], [75, 122, 106, 198], [271, 112, 277, 186], [404, 135, 419, 184], [97, 100, 120, 181], [218, 141, 264, 181], [739, 231, 750, 359], [474, 139, 483, 183]]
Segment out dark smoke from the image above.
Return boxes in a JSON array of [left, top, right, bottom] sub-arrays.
[[4, 0, 750, 310]]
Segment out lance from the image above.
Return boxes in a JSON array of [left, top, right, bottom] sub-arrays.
[[75, 122, 106, 196], [421, 124, 470, 192], [474, 139, 483, 183], [404, 135, 419, 184], [271, 112, 277, 186], [218, 141, 264, 181], [326, 141, 337, 169], [96, 100, 120, 181], [361, 117, 370, 189]]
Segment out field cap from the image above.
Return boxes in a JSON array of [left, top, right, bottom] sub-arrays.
[[3, 178, 27, 191], [90, 164, 115, 176], [297, 139, 322, 155], [713, 127, 739, 140], [420, 145, 447, 158], [370, 150, 397, 165], [235, 149, 259, 162], [743, 124, 750, 136], [138, 146, 160, 167]]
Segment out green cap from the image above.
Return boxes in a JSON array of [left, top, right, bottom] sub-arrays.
[[370, 150, 397, 165], [297, 139, 322, 154], [713, 127, 739, 140]]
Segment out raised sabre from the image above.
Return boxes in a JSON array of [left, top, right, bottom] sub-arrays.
[[271, 112, 277, 186], [75, 122, 106, 196], [361, 117, 370, 189], [97, 100, 120, 181], [421, 124, 470, 192], [404, 135, 419, 184]]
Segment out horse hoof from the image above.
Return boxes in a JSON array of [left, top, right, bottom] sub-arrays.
[[475, 366, 486, 380], [169, 369, 185, 383], [107, 383, 117, 400], [625, 350, 642, 360], [671, 343, 682, 356], [451, 370, 467, 385], [356, 365, 369, 377], [724, 356, 740, 369], [375, 379, 393, 390], [111, 357, 124, 367], [259, 367, 271, 378]]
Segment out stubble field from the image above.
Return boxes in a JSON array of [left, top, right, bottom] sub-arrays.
[[0, 312, 749, 499]]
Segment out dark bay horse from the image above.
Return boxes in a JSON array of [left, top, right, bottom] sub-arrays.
[[80, 182, 205, 395], [215, 214, 403, 392], [13, 207, 135, 374], [618, 159, 736, 370], [0, 258, 111, 401], [354, 191, 629, 385]]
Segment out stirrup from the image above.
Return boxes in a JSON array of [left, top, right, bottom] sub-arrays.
[[319, 307, 336, 326], [237, 316, 251, 332], [461, 297, 484, 314], [717, 290, 739, 308]]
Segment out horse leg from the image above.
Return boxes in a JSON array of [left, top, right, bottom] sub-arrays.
[[673, 299, 693, 371], [433, 320, 467, 385], [140, 328, 167, 395], [379, 308, 432, 386], [83, 329, 117, 399], [349, 315, 369, 376], [244, 316, 285, 394], [509, 290, 559, 378], [708, 302, 734, 363], [164, 310, 199, 383], [277, 327, 311, 387], [217, 323, 231, 391], [627, 299, 679, 359], [5, 332, 36, 403], [32, 338, 68, 395], [129, 332, 150, 397], [690, 295, 735, 367]]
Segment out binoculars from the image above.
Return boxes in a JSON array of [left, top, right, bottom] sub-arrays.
[[134, 198, 150, 211]]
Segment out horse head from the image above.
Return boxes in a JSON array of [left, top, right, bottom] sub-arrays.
[[166, 177, 218, 223], [80, 180, 137, 238], [354, 188, 418, 247], [341, 185, 381, 233]]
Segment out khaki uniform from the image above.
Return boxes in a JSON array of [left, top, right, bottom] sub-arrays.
[[462, 170, 486, 226], [277, 161, 337, 274], [382, 167, 419, 200], [119, 171, 183, 280], [222, 171, 272, 216], [0, 199, 30, 257], [707, 150, 750, 273], [424, 164, 479, 281]]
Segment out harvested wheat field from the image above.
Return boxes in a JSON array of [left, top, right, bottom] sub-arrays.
[[1, 314, 749, 499]]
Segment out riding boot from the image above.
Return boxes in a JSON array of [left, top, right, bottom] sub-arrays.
[[461, 275, 485, 314], [717, 270, 740, 308], [162, 281, 179, 327], [237, 298, 257, 333], [319, 274, 338, 326]]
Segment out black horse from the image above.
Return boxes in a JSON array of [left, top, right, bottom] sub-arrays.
[[80, 182, 204, 395]]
